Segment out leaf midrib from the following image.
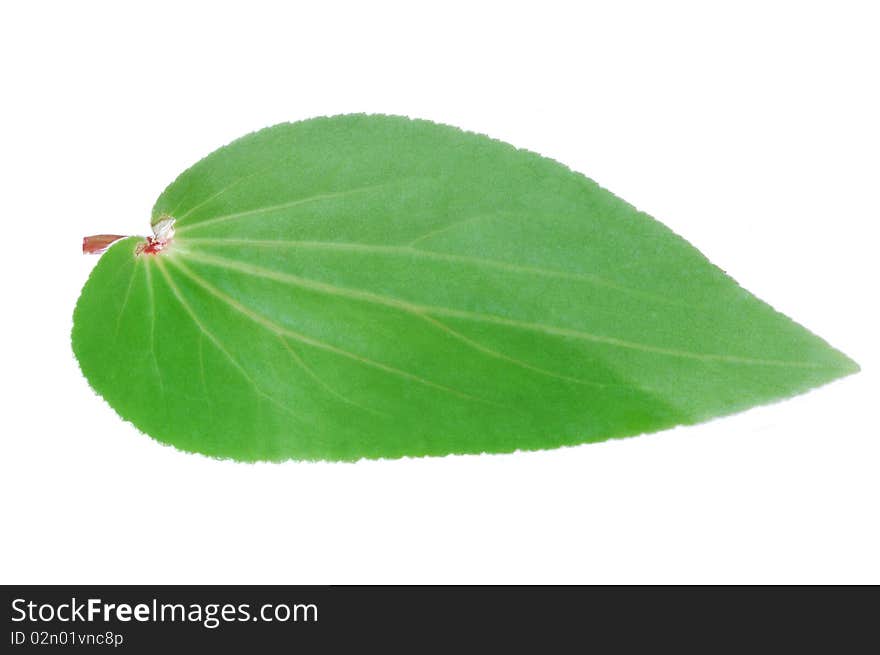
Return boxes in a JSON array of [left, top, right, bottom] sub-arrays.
[[180, 236, 687, 308], [169, 248, 830, 370], [160, 257, 502, 408]]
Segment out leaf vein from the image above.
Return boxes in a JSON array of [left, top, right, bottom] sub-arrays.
[[175, 183, 391, 234], [173, 162, 279, 223], [278, 337, 386, 417], [177, 250, 826, 369], [165, 258, 500, 407], [114, 261, 138, 337], [405, 213, 493, 246], [142, 263, 165, 399], [154, 259, 307, 425], [181, 237, 684, 307], [417, 313, 615, 388]]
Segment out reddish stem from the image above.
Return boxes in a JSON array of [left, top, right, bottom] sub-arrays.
[[82, 234, 128, 254]]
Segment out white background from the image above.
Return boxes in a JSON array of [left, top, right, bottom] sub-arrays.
[[1, 1, 877, 584]]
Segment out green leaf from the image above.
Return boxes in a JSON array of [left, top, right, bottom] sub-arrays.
[[72, 114, 858, 461]]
